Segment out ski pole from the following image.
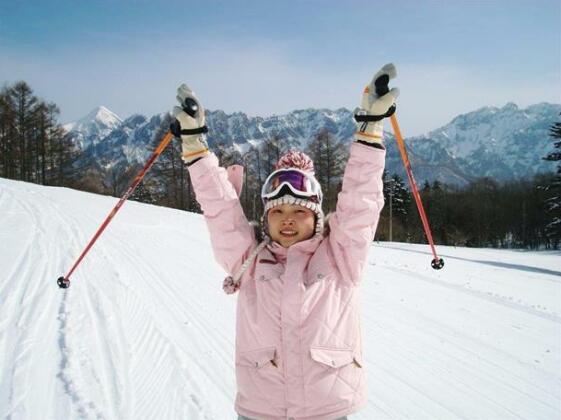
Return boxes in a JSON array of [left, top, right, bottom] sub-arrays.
[[389, 114, 444, 270], [56, 131, 175, 288]]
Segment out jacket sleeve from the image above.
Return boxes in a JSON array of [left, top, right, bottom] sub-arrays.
[[187, 153, 257, 275], [327, 141, 385, 285]]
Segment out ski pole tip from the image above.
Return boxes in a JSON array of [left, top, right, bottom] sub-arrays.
[[57, 276, 70, 289], [431, 258, 444, 270]]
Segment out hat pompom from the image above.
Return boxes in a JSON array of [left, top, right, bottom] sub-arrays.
[[275, 150, 314, 173]]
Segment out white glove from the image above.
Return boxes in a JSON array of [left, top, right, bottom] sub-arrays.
[[171, 84, 210, 164], [355, 63, 400, 146]]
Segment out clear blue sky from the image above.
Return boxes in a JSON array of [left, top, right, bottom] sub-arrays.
[[1, 0, 560, 136]]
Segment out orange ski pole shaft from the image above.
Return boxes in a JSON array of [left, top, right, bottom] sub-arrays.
[[389, 114, 444, 269], [57, 131, 175, 288]]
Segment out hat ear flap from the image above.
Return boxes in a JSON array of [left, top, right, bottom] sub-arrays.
[[260, 213, 270, 241]]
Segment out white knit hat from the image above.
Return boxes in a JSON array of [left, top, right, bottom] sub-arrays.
[[261, 150, 324, 239]]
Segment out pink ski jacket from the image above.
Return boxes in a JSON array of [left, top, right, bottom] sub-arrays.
[[188, 142, 385, 420]]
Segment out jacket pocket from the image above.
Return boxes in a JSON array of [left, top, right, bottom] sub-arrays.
[[236, 346, 278, 369], [254, 260, 283, 283], [306, 346, 364, 406], [310, 346, 361, 369], [235, 346, 284, 409], [306, 257, 335, 287]]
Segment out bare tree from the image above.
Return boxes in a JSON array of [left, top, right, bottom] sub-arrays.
[[305, 129, 347, 212]]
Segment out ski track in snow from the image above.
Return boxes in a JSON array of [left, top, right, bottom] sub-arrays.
[[0, 184, 107, 419], [40, 189, 110, 419], [52, 197, 218, 418], [1, 178, 560, 420], [373, 304, 558, 418], [94, 232, 219, 420], [1, 188, 63, 419], [0, 183, 221, 419], [378, 260, 561, 323], [362, 245, 560, 419], [379, 243, 561, 279]]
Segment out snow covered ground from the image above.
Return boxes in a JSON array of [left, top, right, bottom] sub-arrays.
[[1, 177, 560, 420]]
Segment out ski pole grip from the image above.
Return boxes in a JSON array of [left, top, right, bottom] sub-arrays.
[[373, 74, 396, 117], [182, 97, 199, 117], [374, 74, 390, 97]]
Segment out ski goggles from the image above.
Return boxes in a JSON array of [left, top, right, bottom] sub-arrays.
[[261, 168, 322, 201]]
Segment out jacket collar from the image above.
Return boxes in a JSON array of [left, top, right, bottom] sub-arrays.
[[266, 233, 323, 259]]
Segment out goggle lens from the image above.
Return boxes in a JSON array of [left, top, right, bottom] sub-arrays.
[[271, 171, 309, 192]]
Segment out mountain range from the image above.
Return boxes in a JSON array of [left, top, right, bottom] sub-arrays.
[[64, 102, 560, 187]]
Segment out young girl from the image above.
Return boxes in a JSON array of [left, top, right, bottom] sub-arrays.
[[172, 64, 399, 420]]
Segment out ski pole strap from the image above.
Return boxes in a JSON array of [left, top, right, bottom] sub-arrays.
[[179, 126, 208, 135], [181, 148, 209, 160], [170, 119, 209, 138], [354, 104, 397, 122], [223, 239, 270, 295]]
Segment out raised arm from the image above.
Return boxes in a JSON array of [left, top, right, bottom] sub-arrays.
[[327, 64, 399, 285], [171, 84, 256, 276]]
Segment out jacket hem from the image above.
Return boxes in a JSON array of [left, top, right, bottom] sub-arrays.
[[235, 394, 367, 420]]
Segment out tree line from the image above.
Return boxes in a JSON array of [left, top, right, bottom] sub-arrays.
[[0, 81, 79, 186], [1, 81, 559, 249], [377, 172, 559, 249]]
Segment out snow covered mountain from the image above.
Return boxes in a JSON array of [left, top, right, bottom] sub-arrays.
[[405, 102, 560, 185], [63, 106, 122, 150], [64, 103, 560, 186], [205, 108, 356, 153], [86, 113, 167, 170], [1, 177, 560, 419]]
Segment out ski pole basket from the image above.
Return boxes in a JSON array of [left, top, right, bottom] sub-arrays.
[[57, 276, 70, 289], [431, 258, 445, 270]]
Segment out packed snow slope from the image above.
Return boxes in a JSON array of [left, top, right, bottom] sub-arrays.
[[1, 177, 560, 420]]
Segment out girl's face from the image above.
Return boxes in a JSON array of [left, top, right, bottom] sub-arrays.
[[267, 203, 315, 248]]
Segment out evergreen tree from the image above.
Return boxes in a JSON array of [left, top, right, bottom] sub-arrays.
[[392, 174, 410, 222], [541, 115, 561, 246], [430, 180, 447, 243], [380, 171, 410, 241], [407, 180, 433, 244], [466, 177, 500, 246]]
